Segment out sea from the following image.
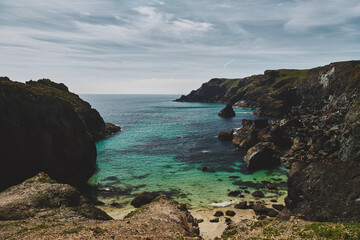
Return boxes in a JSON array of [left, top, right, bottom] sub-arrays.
[[81, 94, 288, 209]]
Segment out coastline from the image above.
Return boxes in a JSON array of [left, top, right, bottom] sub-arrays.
[[97, 193, 286, 239]]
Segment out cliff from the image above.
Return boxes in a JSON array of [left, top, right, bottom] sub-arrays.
[[176, 60, 360, 117], [0, 77, 120, 191], [177, 60, 360, 222]]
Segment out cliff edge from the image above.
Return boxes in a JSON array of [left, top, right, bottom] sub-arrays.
[[0, 77, 120, 191]]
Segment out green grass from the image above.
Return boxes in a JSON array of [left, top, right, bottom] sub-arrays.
[[62, 226, 84, 235], [90, 226, 107, 235], [34, 193, 52, 208]]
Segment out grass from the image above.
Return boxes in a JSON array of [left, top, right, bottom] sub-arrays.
[[62, 226, 84, 235], [90, 226, 107, 235], [34, 193, 52, 208]]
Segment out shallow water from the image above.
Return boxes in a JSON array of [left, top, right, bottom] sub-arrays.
[[81, 94, 288, 208]]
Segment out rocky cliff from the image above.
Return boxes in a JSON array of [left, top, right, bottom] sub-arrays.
[[0, 77, 120, 191], [177, 60, 360, 222]]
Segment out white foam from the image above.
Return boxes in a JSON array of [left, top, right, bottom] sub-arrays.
[[202, 150, 211, 153], [210, 200, 233, 207]]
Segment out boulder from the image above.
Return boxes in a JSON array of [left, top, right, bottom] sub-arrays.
[[131, 192, 157, 208], [272, 204, 285, 212], [225, 210, 236, 217], [252, 191, 265, 198], [214, 211, 224, 217], [232, 119, 269, 149], [234, 201, 247, 209], [218, 129, 234, 141], [218, 104, 236, 118], [228, 190, 242, 197], [244, 142, 281, 171]]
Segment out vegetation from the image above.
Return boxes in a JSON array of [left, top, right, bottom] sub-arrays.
[[62, 226, 84, 235]]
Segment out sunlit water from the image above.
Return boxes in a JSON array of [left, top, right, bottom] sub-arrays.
[[81, 94, 287, 208]]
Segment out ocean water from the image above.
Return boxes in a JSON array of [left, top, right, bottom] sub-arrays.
[[81, 94, 288, 208]]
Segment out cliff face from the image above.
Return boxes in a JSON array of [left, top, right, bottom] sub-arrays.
[[0, 77, 116, 190], [177, 60, 360, 221], [176, 61, 360, 117]]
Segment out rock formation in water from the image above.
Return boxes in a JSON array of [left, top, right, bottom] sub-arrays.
[[0, 77, 120, 191], [177, 60, 360, 222], [218, 104, 236, 118]]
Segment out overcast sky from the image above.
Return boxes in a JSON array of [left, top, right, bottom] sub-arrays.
[[1, 0, 360, 94]]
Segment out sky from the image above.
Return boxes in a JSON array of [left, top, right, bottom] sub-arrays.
[[1, 0, 360, 94]]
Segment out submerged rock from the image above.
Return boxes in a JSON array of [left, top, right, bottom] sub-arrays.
[[218, 129, 234, 141], [218, 104, 236, 118]]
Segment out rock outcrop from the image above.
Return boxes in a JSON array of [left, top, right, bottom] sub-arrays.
[[286, 161, 360, 222], [0, 174, 201, 240], [244, 142, 281, 171], [0, 172, 111, 221], [218, 129, 234, 141], [131, 191, 158, 208], [0, 77, 120, 190], [218, 104, 236, 118], [180, 60, 360, 222]]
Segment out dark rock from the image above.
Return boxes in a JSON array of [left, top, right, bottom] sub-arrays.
[[244, 190, 250, 194], [270, 199, 278, 203], [201, 166, 209, 172], [210, 218, 219, 223], [232, 119, 269, 149], [225, 210, 236, 217], [234, 201, 247, 209], [104, 176, 119, 181], [110, 202, 122, 208], [252, 191, 265, 198], [239, 194, 245, 198], [218, 104, 235, 118], [214, 211, 224, 217], [257, 215, 267, 220], [265, 182, 278, 191], [225, 217, 232, 223], [247, 201, 255, 209], [228, 190, 242, 197], [267, 208, 279, 217], [0, 172, 112, 220], [0, 79, 106, 190], [286, 161, 360, 222], [253, 202, 268, 215], [218, 129, 234, 141], [244, 142, 281, 171], [131, 192, 157, 208], [105, 122, 121, 137], [272, 204, 285, 211]]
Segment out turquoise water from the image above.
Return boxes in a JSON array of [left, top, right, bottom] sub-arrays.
[[81, 94, 287, 208]]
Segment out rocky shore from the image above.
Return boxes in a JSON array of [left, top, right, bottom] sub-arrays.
[[1, 65, 360, 240], [177, 60, 360, 223]]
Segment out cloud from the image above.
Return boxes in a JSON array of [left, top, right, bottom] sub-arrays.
[[224, 59, 234, 69], [0, 0, 359, 93], [285, 0, 360, 32]]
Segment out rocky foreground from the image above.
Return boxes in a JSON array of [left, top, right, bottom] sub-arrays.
[[178, 60, 360, 223], [0, 173, 201, 240]]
